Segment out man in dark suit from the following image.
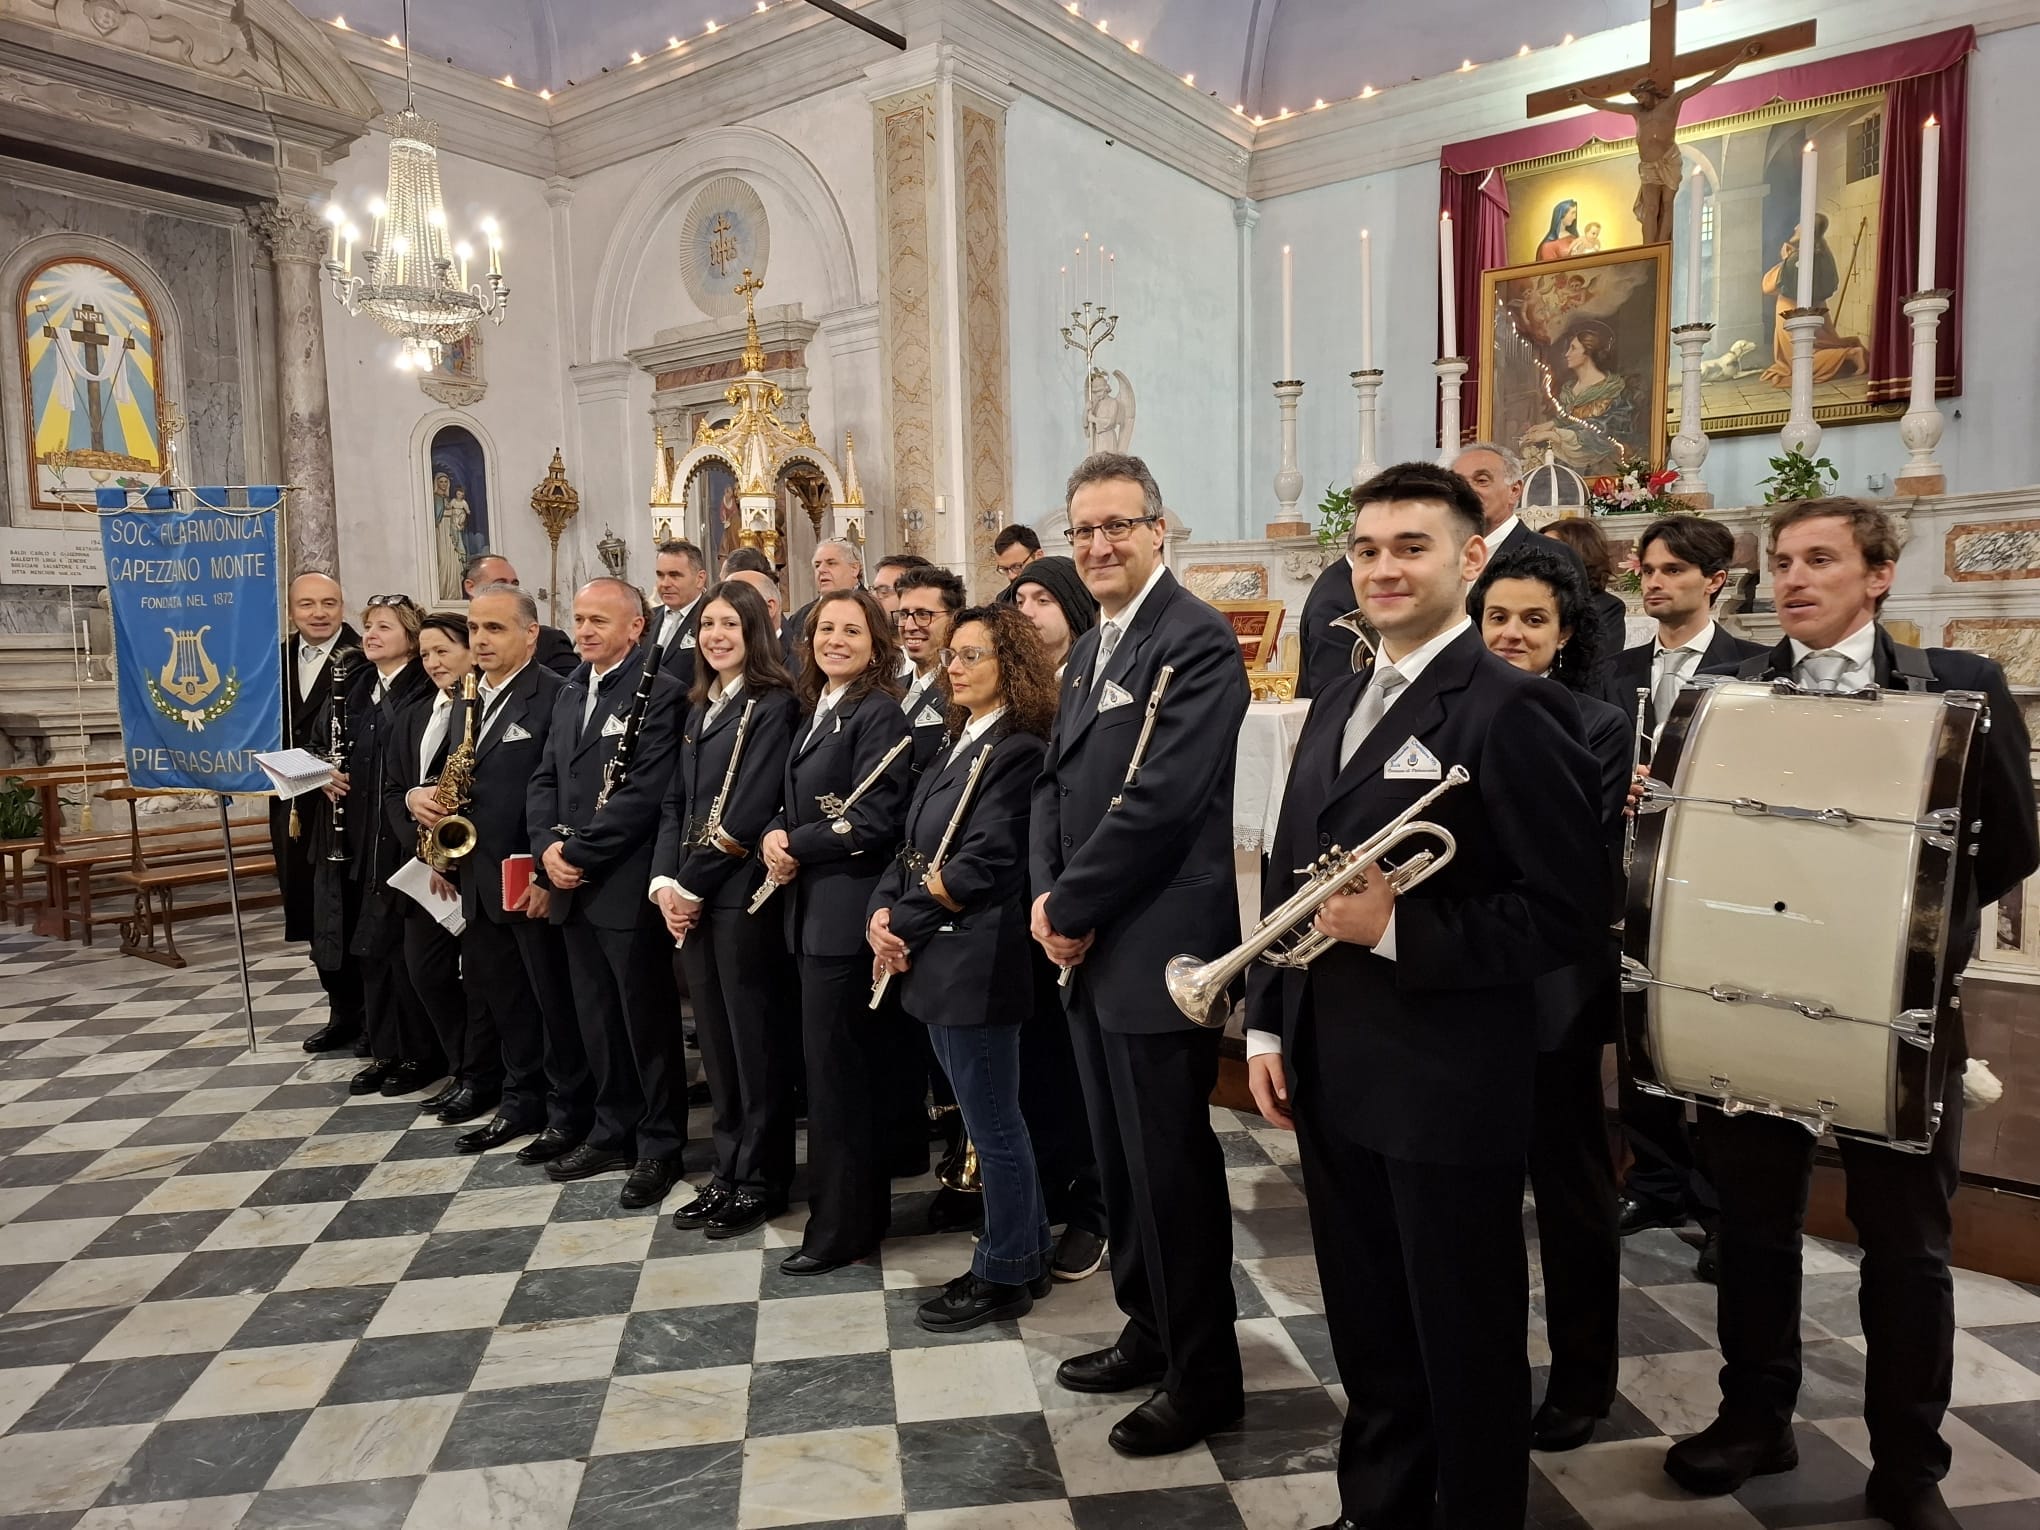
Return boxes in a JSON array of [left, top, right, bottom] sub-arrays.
[[893, 566, 964, 774], [646, 539, 709, 679], [1451, 442, 1612, 676], [1667, 499, 2038, 1530], [417, 584, 594, 1161], [1247, 461, 1605, 1530], [1599, 513, 1765, 1258], [781, 537, 864, 670], [276, 573, 365, 1054], [1031, 452, 1250, 1457], [464, 553, 578, 677], [1296, 549, 1357, 699], [526, 577, 688, 1209]]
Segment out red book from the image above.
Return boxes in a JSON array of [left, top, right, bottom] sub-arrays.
[[501, 853, 533, 912]]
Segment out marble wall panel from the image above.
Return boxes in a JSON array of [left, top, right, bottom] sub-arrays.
[[958, 103, 1013, 591], [1947, 519, 2040, 582], [876, 91, 936, 556], [1944, 618, 2040, 686]]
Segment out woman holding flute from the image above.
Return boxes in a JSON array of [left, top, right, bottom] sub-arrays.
[[869, 603, 1059, 1330], [650, 580, 801, 1239]]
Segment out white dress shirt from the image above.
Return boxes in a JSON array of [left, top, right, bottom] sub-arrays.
[[943, 706, 1006, 769], [804, 680, 851, 746], [418, 691, 454, 780], [902, 664, 941, 714], [1091, 561, 1168, 685], [1484, 513, 1522, 551], [656, 598, 700, 653], [372, 661, 408, 705], [1787, 617, 1878, 691], [1246, 619, 1469, 1060], [296, 637, 331, 701], [581, 658, 626, 730], [1650, 619, 1718, 731], [475, 660, 529, 744]]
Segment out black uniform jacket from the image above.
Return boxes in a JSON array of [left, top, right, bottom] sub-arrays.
[[448, 663, 565, 925], [271, 624, 360, 940], [1030, 569, 1251, 1033], [1297, 556, 1358, 701], [650, 685, 800, 911], [772, 688, 913, 959], [327, 661, 436, 937], [646, 603, 703, 681], [871, 726, 1045, 1028], [1245, 627, 1606, 1165], [533, 625, 580, 678], [1600, 622, 1765, 732], [899, 670, 953, 775], [1530, 686, 1633, 1052], [526, 650, 684, 931], [1705, 628, 2038, 1061]]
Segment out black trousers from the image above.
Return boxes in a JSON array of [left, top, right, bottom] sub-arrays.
[[561, 913, 685, 1161], [464, 912, 583, 1128], [797, 953, 891, 1260], [1699, 1065, 1963, 1495], [404, 904, 500, 1091], [1295, 1072, 1530, 1530], [1021, 953, 1106, 1236], [875, 990, 935, 1175], [1621, 1077, 1719, 1224], [679, 902, 797, 1199], [1529, 1042, 1620, 1416], [357, 896, 438, 1070], [1067, 992, 1241, 1411]]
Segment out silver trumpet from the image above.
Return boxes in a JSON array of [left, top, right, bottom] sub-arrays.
[[1164, 765, 1469, 1028]]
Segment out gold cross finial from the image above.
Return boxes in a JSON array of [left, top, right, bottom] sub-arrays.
[[735, 268, 767, 374]]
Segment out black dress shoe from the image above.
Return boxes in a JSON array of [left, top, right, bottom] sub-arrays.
[[1056, 1345, 1168, 1395], [926, 1187, 985, 1233], [1695, 1230, 1720, 1284], [438, 1088, 499, 1126], [1663, 1417, 1798, 1495], [515, 1127, 581, 1166], [1108, 1390, 1244, 1458], [417, 1082, 459, 1111], [1530, 1400, 1601, 1452], [456, 1117, 532, 1155], [352, 1034, 373, 1058], [916, 1271, 1035, 1333], [303, 1021, 362, 1054], [1307, 1520, 1363, 1530], [379, 1061, 438, 1098], [704, 1188, 776, 1240], [685, 1079, 712, 1107], [1618, 1193, 1689, 1236], [672, 1183, 731, 1229], [1864, 1479, 1958, 1529], [545, 1143, 629, 1182], [780, 1251, 856, 1277], [347, 1060, 393, 1096], [619, 1159, 678, 1209]]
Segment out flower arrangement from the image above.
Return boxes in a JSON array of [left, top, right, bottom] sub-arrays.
[[1586, 459, 1684, 518]]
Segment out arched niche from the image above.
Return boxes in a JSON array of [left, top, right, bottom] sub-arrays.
[[409, 410, 501, 607]]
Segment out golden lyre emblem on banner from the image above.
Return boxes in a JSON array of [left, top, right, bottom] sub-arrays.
[[147, 626, 239, 730]]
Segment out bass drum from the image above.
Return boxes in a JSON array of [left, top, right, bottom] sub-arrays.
[[1621, 679, 1985, 1152]]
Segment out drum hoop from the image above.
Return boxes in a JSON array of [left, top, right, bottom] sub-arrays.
[[1618, 684, 1706, 1094]]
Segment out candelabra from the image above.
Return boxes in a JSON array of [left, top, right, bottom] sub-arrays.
[[1349, 369, 1383, 488], [1061, 299, 1119, 452], [1778, 308, 1827, 463], [1433, 357, 1469, 465], [1895, 289, 1952, 497], [1668, 323, 1714, 507]]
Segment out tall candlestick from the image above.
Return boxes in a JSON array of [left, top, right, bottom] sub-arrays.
[[1684, 165, 1705, 325], [1917, 115, 1941, 291], [1360, 229, 1374, 369], [1439, 213, 1458, 356], [1280, 244, 1294, 379], [1795, 143, 1817, 309]]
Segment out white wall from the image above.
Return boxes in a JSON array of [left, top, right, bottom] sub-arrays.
[[1006, 95, 1243, 538]]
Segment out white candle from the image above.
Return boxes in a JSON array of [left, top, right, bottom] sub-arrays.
[[1360, 229, 1374, 369], [1280, 244, 1294, 378], [1685, 164, 1705, 324], [1918, 115, 1941, 291], [1060, 264, 1069, 314], [1107, 251, 1116, 311], [1795, 142, 1818, 308], [1439, 213, 1457, 357]]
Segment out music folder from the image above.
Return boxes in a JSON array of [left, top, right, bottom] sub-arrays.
[[501, 853, 534, 912]]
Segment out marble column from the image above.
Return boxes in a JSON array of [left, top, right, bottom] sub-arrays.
[[249, 203, 340, 576]]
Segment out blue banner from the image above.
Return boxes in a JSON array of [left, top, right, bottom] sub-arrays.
[[96, 487, 284, 793]]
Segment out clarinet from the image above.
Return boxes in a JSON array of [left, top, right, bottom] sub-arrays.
[[324, 648, 356, 863], [595, 656, 662, 813]]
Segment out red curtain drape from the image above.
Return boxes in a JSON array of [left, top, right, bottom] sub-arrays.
[[1439, 165, 1511, 446], [1869, 59, 1968, 403]]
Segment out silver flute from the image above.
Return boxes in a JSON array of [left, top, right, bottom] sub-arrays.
[[1059, 664, 1176, 987], [870, 741, 994, 1010], [749, 733, 914, 916]]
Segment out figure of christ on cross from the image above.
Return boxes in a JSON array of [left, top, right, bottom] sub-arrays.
[[46, 302, 116, 454], [1528, 1, 1817, 246]]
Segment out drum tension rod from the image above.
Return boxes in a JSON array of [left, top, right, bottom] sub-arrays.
[[1620, 961, 1937, 1045], [1639, 786, 1959, 844]]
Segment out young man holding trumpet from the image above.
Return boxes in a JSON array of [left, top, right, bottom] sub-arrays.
[[1244, 462, 1604, 1530]]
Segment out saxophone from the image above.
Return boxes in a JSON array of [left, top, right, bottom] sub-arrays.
[[419, 674, 480, 873]]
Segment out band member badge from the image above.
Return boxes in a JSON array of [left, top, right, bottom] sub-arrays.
[[914, 705, 944, 728], [1384, 737, 1442, 781], [680, 632, 697, 649], [502, 723, 531, 742], [1099, 680, 1134, 712], [601, 713, 628, 737]]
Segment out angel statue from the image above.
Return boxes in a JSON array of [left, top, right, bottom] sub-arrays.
[[1084, 368, 1136, 455]]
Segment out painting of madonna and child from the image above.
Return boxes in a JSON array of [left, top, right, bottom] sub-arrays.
[[1497, 90, 1890, 445]]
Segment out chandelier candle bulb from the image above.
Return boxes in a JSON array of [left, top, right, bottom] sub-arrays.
[[1281, 244, 1294, 379], [1439, 212, 1457, 356], [1918, 115, 1940, 290], [1796, 142, 1817, 309], [1685, 163, 1705, 325], [455, 242, 472, 290], [1360, 229, 1374, 369]]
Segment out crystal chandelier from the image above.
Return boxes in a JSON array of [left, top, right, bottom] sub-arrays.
[[321, 1, 507, 371]]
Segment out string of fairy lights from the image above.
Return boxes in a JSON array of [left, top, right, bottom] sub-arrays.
[[325, 0, 1744, 118]]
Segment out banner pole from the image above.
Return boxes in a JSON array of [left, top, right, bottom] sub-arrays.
[[218, 794, 259, 1055]]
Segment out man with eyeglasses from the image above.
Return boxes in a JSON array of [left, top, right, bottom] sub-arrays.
[[783, 538, 864, 669], [893, 566, 965, 774], [993, 524, 1045, 587], [870, 553, 931, 619], [1030, 452, 1250, 1457], [464, 552, 579, 677]]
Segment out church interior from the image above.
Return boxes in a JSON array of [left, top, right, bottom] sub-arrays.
[[1, 1, 2039, 1527]]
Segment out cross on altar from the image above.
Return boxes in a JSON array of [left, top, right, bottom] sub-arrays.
[[66, 303, 115, 453], [1527, 1, 1817, 244]]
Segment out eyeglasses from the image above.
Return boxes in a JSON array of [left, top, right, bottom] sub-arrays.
[[366, 594, 419, 611], [896, 608, 945, 629], [1063, 515, 1160, 547], [940, 646, 994, 668]]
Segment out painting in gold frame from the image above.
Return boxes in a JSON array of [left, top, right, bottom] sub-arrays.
[[1477, 244, 1671, 477]]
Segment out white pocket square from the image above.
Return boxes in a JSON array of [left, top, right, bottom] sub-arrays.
[[501, 723, 531, 742], [1384, 736, 1442, 781], [601, 712, 628, 738], [679, 632, 697, 648], [1099, 680, 1134, 711], [914, 706, 945, 728]]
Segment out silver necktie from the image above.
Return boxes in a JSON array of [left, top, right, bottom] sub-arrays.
[[1339, 664, 1407, 770]]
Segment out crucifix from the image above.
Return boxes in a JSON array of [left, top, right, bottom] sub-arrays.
[[1528, 1, 1817, 245], [58, 303, 116, 452]]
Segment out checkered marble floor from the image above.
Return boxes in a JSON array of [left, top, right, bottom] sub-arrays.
[[0, 914, 2037, 1530]]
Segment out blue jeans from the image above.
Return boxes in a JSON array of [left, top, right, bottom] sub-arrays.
[[928, 1022, 1052, 1284]]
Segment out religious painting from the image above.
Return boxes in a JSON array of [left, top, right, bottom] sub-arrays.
[[427, 424, 490, 604], [419, 328, 486, 408], [1477, 245, 1672, 477], [19, 257, 163, 510], [1505, 89, 1895, 438], [691, 458, 739, 572], [678, 177, 770, 318]]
